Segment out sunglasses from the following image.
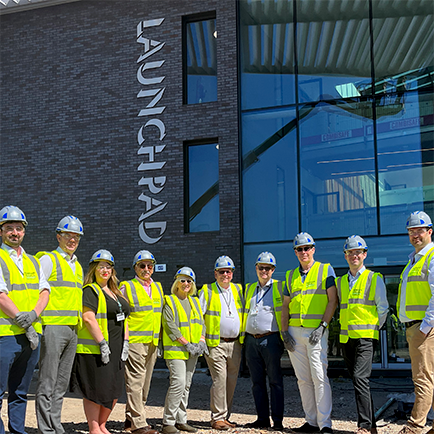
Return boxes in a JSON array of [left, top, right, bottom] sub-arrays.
[[257, 266, 273, 271], [217, 270, 233, 275], [180, 279, 192, 284], [295, 246, 313, 253], [138, 263, 154, 269]]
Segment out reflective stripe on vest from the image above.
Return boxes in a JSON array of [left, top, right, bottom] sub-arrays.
[[121, 279, 163, 345], [76, 283, 109, 354], [162, 295, 204, 360], [200, 282, 244, 346], [285, 262, 329, 328], [0, 250, 42, 336], [35, 251, 83, 326], [397, 247, 434, 320], [337, 270, 380, 343], [244, 280, 284, 333]]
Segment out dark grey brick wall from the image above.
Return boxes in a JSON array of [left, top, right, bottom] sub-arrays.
[[0, 0, 241, 291]]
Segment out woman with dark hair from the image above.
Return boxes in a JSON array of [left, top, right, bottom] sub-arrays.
[[71, 249, 130, 434]]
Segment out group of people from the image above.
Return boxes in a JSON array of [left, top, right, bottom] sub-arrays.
[[0, 205, 433, 434]]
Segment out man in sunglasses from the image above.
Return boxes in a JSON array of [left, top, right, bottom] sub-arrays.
[[336, 236, 388, 434], [397, 211, 434, 434], [35, 216, 84, 434], [243, 252, 285, 431], [120, 250, 163, 434], [281, 232, 337, 434], [199, 255, 244, 431]]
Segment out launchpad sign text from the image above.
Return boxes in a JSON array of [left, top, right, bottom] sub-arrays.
[[136, 18, 167, 244]]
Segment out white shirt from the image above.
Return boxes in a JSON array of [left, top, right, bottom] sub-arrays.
[[347, 266, 389, 329], [399, 242, 434, 334], [0, 243, 50, 294], [39, 246, 78, 278], [246, 278, 279, 335]]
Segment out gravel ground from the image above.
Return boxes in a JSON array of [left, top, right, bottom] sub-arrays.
[[3, 366, 433, 434]]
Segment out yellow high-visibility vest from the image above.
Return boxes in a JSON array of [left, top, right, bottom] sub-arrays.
[[36, 250, 83, 326]]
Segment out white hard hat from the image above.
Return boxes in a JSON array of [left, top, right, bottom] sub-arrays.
[[293, 232, 315, 248], [256, 251, 276, 267], [133, 250, 156, 267], [406, 211, 432, 229], [343, 235, 368, 252], [0, 205, 28, 227], [56, 215, 84, 235], [89, 249, 115, 265], [215, 255, 235, 270], [175, 266, 196, 282]]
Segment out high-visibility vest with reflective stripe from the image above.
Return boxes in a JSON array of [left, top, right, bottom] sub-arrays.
[[397, 246, 434, 321], [162, 295, 203, 360], [244, 280, 284, 333], [76, 283, 109, 354], [121, 279, 163, 345], [0, 250, 43, 336], [200, 282, 244, 347], [336, 270, 381, 343], [285, 262, 330, 328], [35, 251, 83, 326]]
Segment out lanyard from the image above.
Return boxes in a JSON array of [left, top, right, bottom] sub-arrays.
[[256, 283, 272, 305], [217, 283, 233, 315]]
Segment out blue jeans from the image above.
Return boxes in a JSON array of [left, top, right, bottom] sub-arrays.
[[245, 332, 284, 424], [0, 333, 40, 434]]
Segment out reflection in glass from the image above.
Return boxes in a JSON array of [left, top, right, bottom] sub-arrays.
[[242, 108, 298, 243], [187, 143, 219, 232], [299, 100, 377, 237], [239, 0, 295, 109], [185, 18, 217, 104]]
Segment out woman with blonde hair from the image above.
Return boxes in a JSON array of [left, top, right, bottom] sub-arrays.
[[161, 267, 207, 434], [71, 249, 130, 434]]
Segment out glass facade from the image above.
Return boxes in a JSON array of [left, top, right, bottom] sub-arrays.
[[239, 0, 433, 369], [185, 141, 219, 233], [184, 15, 217, 104]]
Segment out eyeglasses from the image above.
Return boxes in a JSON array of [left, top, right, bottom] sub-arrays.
[[408, 228, 429, 236], [345, 250, 365, 257], [61, 232, 81, 241], [138, 263, 154, 269], [3, 225, 25, 233], [97, 265, 113, 270], [257, 265, 273, 272], [295, 246, 313, 253], [217, 270, 233, 275], [180, 279, 192, 284]]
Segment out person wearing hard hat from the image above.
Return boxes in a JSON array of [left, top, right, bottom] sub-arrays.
[[396, 211, 434, 434], [0, 205, 50, 434], [336, 236, 389, 434], [281, 232, 337, 434], [161, 267, 206, 434], [120, 251, 162, 434], [243, 252, 285, 431], [199, 256, 244, 431], [35, 215, 85, 434]]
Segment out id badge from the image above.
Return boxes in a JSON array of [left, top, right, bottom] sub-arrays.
[[250, 306, 259, 316], [116, 312, 125, 322], [226, 311, 235, 319]]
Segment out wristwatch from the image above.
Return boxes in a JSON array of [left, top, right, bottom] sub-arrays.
[[320, 321, 328, 328]]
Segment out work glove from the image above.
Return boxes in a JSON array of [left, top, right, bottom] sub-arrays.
[[14, 310, 38, 329], [26, 326, 39, 350], [281, 330, 296, 352], [198, 340, 209, 356], [309, 325, 325, 345], [184, 342, 200, 356], [99, 339, 111, 365], [121, 340, 129, 362]]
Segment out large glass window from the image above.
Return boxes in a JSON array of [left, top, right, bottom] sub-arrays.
[[242, 107, 298, 243], [183, 13, 217, 104], [185, 141, 219, 232]]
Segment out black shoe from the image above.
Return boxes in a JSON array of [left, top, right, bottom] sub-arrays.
[[245, 420, 271, 429], [292, 423, 320, 433], [273, 422, 284, 431], [320, 428, 334, 434]]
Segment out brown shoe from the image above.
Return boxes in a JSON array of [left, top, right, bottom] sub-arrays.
[[211, 421, 229, 430], [132, 426, 159, 434], [125, 420, 132, 432], [225, 420, 237, 428]]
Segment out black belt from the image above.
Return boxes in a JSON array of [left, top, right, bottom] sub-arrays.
[[405, 320, 422, 329]]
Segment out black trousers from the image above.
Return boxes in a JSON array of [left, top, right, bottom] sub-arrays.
[[342, 338, 377, 429]]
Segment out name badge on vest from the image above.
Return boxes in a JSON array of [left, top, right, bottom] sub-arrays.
[[226, 310, 235, 319], [250, 306, 259, 316], [116, 312, 125, 322]]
